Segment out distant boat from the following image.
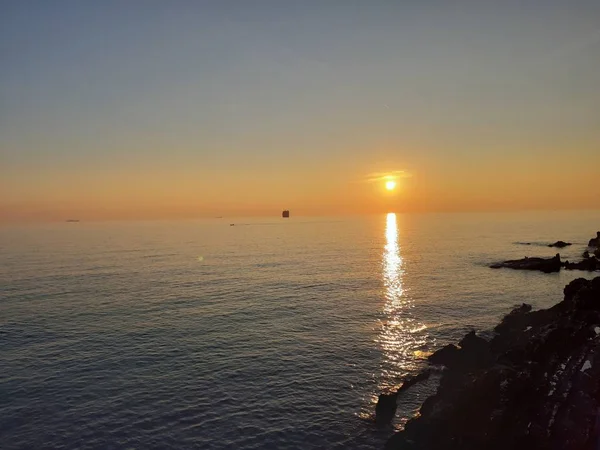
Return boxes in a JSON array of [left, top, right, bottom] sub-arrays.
[[66, 219, 80, 223], [282, 210, 290, 218]]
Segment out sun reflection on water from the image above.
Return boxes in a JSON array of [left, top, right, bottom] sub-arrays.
[[358, 213, 431, 423], [377, 213, 429, 391]]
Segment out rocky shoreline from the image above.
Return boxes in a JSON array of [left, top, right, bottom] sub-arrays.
[[378, 231, 600, 449], [490, 231, 600, 273], [383, 276, 600, 449]]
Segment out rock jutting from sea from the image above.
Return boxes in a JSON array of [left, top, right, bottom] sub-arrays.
[[383, 276, 600, 449], [490, 231, 600, 273]]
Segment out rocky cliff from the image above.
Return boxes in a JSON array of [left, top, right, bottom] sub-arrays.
[[385, 276, 600, 450]]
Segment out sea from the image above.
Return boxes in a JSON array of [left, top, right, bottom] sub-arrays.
[[1, 210, 599, 449]]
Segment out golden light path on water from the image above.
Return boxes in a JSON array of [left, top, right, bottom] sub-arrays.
[[358, 213, 431, 423], [377, 213, 428, 391]]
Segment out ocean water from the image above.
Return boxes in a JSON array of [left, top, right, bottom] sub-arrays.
[[1, 211, 599, 449]]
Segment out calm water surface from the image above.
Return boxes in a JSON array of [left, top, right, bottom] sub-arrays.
[[1, 211, 599, 449]]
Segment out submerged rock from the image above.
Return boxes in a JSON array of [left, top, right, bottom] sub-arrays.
[[490, 254, 561, 273], [384, 277, 600, 450], [548, 240, 571, 248]]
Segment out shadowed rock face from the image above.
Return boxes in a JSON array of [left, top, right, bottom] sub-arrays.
[[375, 371, 432, 424], [490, 254, 562, 273], [376, 393, 398, 425], [589, 232, 600, 248], [549, 241, 572, 248], [385, 277, 600, 450]]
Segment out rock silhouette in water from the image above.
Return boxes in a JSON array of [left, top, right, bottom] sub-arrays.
[[385, 276, 600, 450], [561, 231, 600, 272], [375, 370, 432, 424], [375, 393, 398, 425], [564, 257, 600, 271], [548, 240, 571, 248], [588, 231, 600, 248], [491, 253, 599, 273], [490, 254, 561, 273]]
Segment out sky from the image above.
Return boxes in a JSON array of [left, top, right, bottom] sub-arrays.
[[1, 1, 599, 221]]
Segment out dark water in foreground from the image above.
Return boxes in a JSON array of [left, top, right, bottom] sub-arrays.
[[1, 211, 599, 449]]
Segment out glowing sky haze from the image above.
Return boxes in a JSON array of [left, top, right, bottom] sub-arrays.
[[1, 1, 599, 220]]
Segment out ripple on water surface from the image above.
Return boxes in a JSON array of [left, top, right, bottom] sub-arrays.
[[1, 212, 599, 448]]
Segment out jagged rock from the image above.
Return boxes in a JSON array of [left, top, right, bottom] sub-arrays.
[[397, 370, 431, 394], [564, 277, 592, 304], [494, 303, 532, 333], [428, 344, 459, 366], [588, 231, 600, 248], [385, 277, 600, 450], [375, 370, 432, 424], [490, 254, 561, 273], [427, 332, 493, 371], [564, 257, 600, 272], [549, 240, 571, 248], [583, 250, 590, 258], [459, 331, 493, 365]]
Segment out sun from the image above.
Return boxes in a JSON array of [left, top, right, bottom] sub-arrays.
[[385, 180, 396, 191]]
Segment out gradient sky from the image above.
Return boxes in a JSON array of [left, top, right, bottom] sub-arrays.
[[1, 1, 599, 221]]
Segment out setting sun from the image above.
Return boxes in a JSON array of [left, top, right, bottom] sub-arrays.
[[385, 180, 396, 191]]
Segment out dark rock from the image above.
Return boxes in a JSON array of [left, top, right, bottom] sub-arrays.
[[385, 277, 600, 450], [428, 344, 459, 366], [460, 331, 495, 368], [564, 278, 592, 304], [459, 330, 487, 351], [583, 250, 590, 258], [494, 303, 532, 333], [397, 370, 432, 394], [427, 332, 493, 371], [548, 240, 571, 248], [490, 254, 561, 273], [375, 370, 433, 424], [588, 231, 600, 248], [564, 257, 600, 272], [375, 392, 398, 425]]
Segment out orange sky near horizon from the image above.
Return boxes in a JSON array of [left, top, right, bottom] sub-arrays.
[[2, 3, 600, 222], [2, 145, 598, 222]]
